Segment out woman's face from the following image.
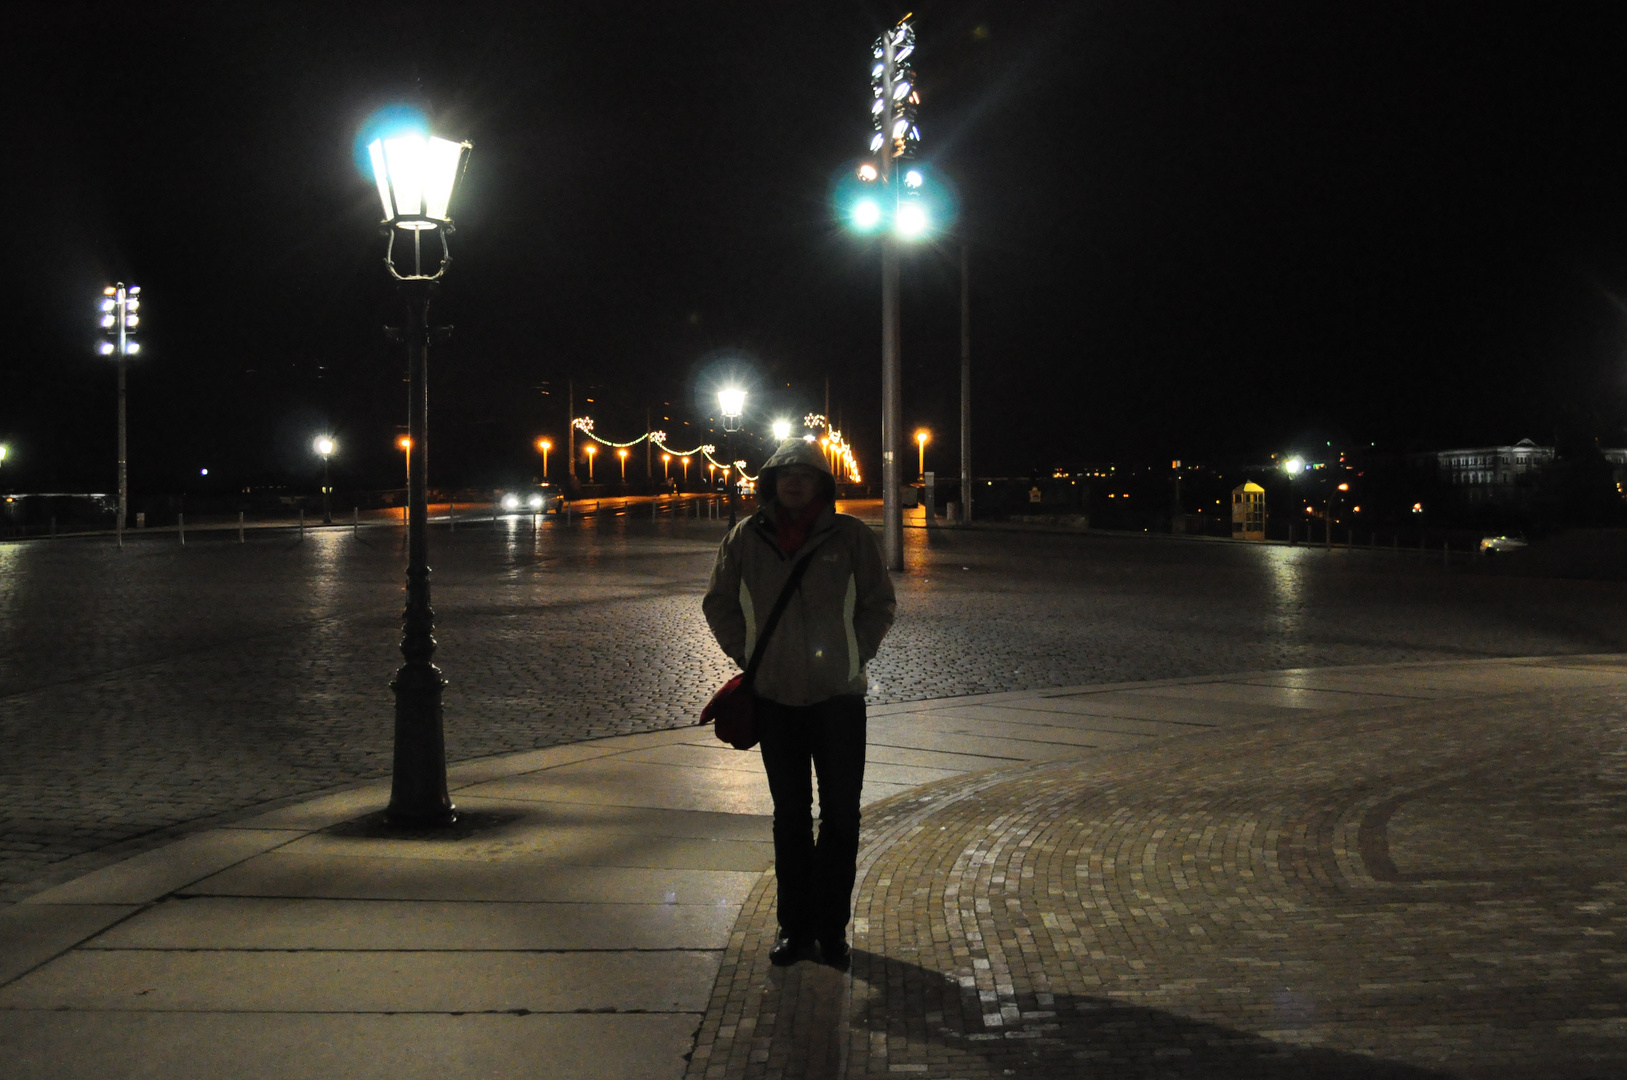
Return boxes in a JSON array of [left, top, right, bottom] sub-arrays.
[[776, 465, 820, 510]]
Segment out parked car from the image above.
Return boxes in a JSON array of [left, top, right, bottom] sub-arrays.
[[498, 482, 562, 514], [1478, 534, 1528, 555]]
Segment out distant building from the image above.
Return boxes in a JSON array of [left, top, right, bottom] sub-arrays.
[[1429, 438, 1551, 504], [1421, 438, 1627, 505]]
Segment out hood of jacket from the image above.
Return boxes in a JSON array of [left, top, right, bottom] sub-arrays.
[[758, 438, 837, 506]]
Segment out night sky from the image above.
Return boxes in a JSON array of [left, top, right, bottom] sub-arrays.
[[6, 1, 1627, 495]]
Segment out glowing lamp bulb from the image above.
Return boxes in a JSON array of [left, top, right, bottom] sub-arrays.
[[857, 163, 878, 182], [895, 202, 928, 238], [852, 198, 882, 230]]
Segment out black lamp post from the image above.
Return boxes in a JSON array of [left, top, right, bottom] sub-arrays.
[[366, 130, 472, 827]]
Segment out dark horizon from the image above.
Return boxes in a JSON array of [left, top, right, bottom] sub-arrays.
[[6, 1, 1627, 495]]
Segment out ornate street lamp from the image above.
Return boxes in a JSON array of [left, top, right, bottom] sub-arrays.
[[718, 388, 746, 526], [366, 127, 472, 827]]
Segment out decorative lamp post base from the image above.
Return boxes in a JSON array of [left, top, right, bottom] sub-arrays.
[[386, 660, 456, 827]]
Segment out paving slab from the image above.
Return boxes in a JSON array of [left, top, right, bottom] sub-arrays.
[[279, 826, 772, 872], [1117, 679, 1415, 711], [0, 1012, 699, 1080], [0, 904, 139, 985], [20, 829, 305, 906], [86, 896, 740, 951], [0, 948, 719, 1013], [458, 759, 774, 816], [182, 853, 760, 905]]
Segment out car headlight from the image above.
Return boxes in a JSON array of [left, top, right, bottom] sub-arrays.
[[501, 494, 520, 511], [527, 494, 544, 509]]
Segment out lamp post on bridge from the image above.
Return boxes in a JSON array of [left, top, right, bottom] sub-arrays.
[[365, 126, 472, 828]]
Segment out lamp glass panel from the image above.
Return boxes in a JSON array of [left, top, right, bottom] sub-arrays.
[[367, 140, 393, 219], [421, 137, 464, 221], [718, 388, 746, 417], [383, 136, 426, 217]]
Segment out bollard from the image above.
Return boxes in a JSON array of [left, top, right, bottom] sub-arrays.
[[653, 499, 658, 522], [353, 507, 359, 537], [450, 499, 456, 531], [178, 513, 186, 545], [299, 507, 305, 539], [238, 511, 245, 544], [566, 502, 573, 524]]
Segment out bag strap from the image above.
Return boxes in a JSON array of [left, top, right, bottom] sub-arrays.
[[742, 538, 825, 687]]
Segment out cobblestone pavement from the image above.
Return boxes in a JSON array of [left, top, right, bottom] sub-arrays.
[[691, 661, 1627, 1079], [3, 515, 1625, 902]]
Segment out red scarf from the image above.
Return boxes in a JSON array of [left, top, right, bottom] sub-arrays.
[[775, 498, 827, 555]]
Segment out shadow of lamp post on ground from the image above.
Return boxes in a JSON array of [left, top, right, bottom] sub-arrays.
[[364, 123, 473, 828]]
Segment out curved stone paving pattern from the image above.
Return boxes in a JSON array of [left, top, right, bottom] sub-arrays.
[[689, 687, 1627, 1078]]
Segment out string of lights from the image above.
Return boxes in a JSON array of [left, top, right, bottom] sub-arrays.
[[572, 416, 759, 480]]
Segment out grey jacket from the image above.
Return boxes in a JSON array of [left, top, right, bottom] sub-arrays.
[[702, 503, 896, 706]]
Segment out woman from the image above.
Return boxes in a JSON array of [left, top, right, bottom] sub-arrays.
[[702, 438, 896, 968]]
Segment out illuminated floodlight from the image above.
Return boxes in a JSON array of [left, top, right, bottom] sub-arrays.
[[895, 201, 929, 238], [100, 298, 115, 312], [314, 436, 335, 457], [857, 163, 878, 182], [903, 168, 923, 188], [869, 132, 885, 153], [124, 342, 140, 355], [1283, 456, 1305, 475], [101, 314, 115, 328], [771, 419, 792, 440], [852, 198, 882, 230], [98, 342, 115, 356]]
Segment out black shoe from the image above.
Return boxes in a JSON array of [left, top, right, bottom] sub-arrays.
[[769, 936, 816, 967], [819, 937, 851, 971]]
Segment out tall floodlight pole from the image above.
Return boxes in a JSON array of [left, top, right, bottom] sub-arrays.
[[98, 283, 142, 546], [840, 17, 924, 570], [366, 128, 473, 828]]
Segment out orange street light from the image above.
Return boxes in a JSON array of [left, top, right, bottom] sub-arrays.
[[584, 443, 597, 479], [617, 447, 629, 479], [681, 455, 691, 481], [662, 452, 672, 478], [536, 437, 552, 476], [915, 429, 930, 478], [397, 435, 412, 452]]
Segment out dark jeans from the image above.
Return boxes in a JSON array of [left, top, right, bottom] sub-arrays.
[[757, 694, 867, 942]]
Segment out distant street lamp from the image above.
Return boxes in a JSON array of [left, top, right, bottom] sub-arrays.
[[313, 435, 336, 524], [536, 437, 551, 477], [662, 452, 672, 479], [718, 388, 746, 526], [681, 455, 691, 482], [366, 124, 472, 828], [617, 447, 629, 479], [585, 443, 597, 480], [99, 283, 142, 548], [915, 428, 930, 479]]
